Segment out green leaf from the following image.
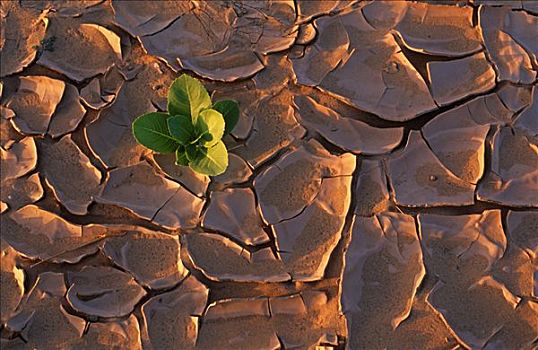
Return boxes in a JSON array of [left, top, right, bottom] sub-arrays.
[[213, 100, 239, 134], [167, 74, 211, 121], [167, 115, 194, 145], [195, 109, 225, 147], [189, 141, 228, 176], [175, 147, 189, 166], [185, 144, 200, 162], [132, 112, 179, 153]]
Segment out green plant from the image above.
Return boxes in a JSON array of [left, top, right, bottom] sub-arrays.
[[33, 36, 57, 59], [132, 74, 239, 176]]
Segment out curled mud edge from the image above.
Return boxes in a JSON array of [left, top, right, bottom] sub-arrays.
[[1, 1, 537, 349]]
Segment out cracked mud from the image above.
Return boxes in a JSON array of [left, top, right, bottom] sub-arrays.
[[1, 1, 537, 349]]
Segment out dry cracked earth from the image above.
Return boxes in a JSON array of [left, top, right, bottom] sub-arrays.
[[0, 0, 537, 349]]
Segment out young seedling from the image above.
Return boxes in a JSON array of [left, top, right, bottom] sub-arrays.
[[132, 74, 239, 176]]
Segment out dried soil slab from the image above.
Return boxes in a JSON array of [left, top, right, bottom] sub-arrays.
[[475, 0, 538, 14], [2, 205, 105, 263], [354, 159, 390, 216], [80, 65, 124, 110], [419, 211, 506, 284], [341, 213, 425, 349], [198, 297, 280, 350], [47, 224, 106, 264], [6, 76, 65, 135], [103, 227, 188, 289], [85, 61, 173, 168], [0, 173, 43, 212], [269, 294, 307, 316], [483, 300, 538, 350], [66, 266, 146, 318], [424, 88, 517, 133], [269, 291, 342, 349], [360, 1, 408, 30], [183, 232, 290, 282], [387, 298, 460, 349], [253, 54, 294, 94], [199, 290, 341, 349], [291, 12, 351, 86], [210, 82, 260, 140], [112, 0, 192, 37], [428, 276, 520, 349], [477, 126, 538, 207], [506, 211, 538, 257], [47, 83, 86, 138], [0, 2, 47, 77], [427, 52, 496, 106], [523, 1, 538, 14], [37, 18, 122, 82], [5, 76, 85, 138], [514, 86, 538, 144], [235, 92, 306, 167], [255, 139, 355, 224], [6, 272, 86, 349], [294, 96, 403, 154], [490, 8, 537, 66], [212, 153, 252, 188], [273, 176, 352, 280], [387, 131, 476, 207], [140, 275, 208, 350], [40, 135, 101, 215], [0, 246, 24, 325], [420, 91, 518, 184], [150, 153, 209, 198], [135, 1, 297, 81], [152, 185, 204, 232], [480, 6, 537, 84], [235, 1, 298, 55], [86, 113, 151, 169], [203, 188, 268, 245], [296, 0, 356, 23], [147, 35, 264, 83], [0, 106, 22, 149], [0, 137, 37, 181], [21, 0, 104, 17], [395, 3, 482, 57], [0, 338, 27, 349], [97, 162, 203, 229], [80, 76, 116, 109], [472, 0, 524, 6], [492, 244, 535, 297], [252, 140, 351, 272], [498, 84, 533, 114], [292, 10, 437, 122], [73, 315, 142, 350]]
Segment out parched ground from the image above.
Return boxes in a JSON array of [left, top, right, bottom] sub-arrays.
[[1, 0, 537, 349]]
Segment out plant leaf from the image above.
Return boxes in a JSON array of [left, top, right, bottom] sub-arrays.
[[132, 112, 179, 153], [175, 146, 189, 166], [167, 115, 194, 145], [185, 144, 201, 162], [189, 141, 228, 176], [213, 100, 239, 134], [167, 74, 211, 121], [195, 109, 225, 147]]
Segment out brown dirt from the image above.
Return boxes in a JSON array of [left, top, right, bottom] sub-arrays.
[[1, 1, 537, 349]]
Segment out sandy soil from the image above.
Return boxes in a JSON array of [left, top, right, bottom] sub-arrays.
[[1, 1, 537, 349]]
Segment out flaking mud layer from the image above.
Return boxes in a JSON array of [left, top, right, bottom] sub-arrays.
[[1, 1, 537, 349]]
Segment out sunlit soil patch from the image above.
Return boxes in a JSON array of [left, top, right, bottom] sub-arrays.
[[1, 0, 537, 348]]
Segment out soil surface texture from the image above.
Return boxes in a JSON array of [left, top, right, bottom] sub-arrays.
[[1, 1, 537, 349]]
